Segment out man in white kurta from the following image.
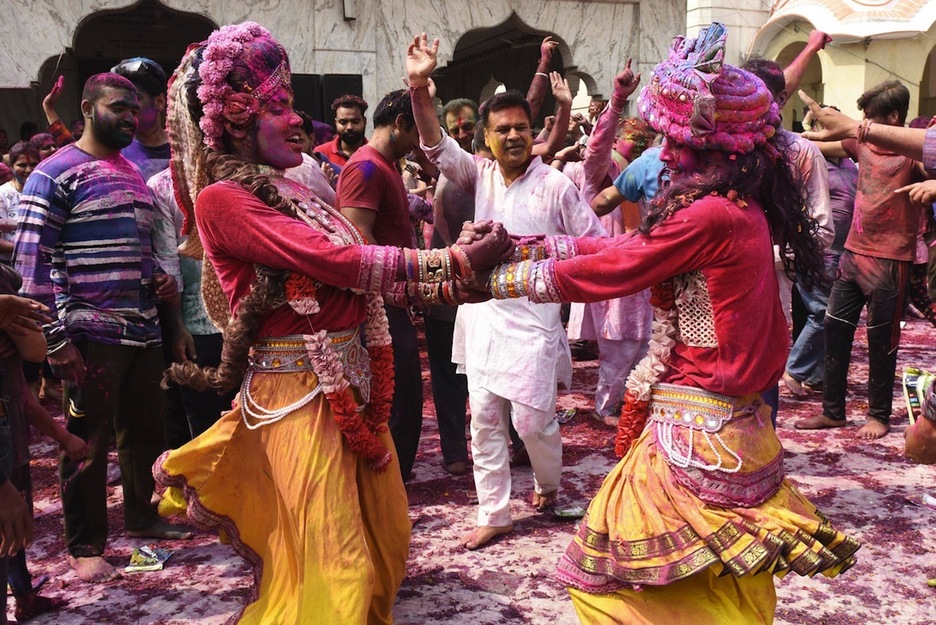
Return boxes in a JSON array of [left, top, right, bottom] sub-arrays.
[[407, 34, 605, 548], [426, 128, 604, 545]]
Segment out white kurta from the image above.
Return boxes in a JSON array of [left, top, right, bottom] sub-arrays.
[[423, 135, 605, 412]]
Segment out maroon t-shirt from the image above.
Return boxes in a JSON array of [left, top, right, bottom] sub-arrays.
[[336, 145, 411, 248], [841, 138, 924, 262]]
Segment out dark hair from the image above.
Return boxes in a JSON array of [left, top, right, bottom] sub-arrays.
[[29, 133, 54, 149], [472, 124, 488, 153], [311, 120, 335, 146], [372, 89, 414, 128], [741, 59, 785, 101], [297, 110, 315, 135], [642, 139, 827, 289], [81, 73, 137, 107], [18, 122, 38, 141], [8, 141, 39, 164], [857, 80, 909, 126], [479, 90, 531, 127], [442, 98, 479, 122], [112, 57, 168, 98], [331, 94, 368, 117]]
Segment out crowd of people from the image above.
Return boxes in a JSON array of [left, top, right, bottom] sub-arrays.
[[0, 17, 934, 625]]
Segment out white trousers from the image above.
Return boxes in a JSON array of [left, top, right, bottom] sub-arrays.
[[468, 383, 561, 527], [594, 337, 648, 418]]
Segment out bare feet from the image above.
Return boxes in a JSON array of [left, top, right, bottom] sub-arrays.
[[590, 410, 619, 427], [532, 490, 558, 511], [68, 556, 121, 582], [461, 524, 513, 550], [781, 372, 808, 398], [14, 592, 67, 622], [856, 419, 889, 440], [795, 415, 847, 430]]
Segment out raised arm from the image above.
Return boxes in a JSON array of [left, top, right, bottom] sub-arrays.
[[581, 60, 641, 201], [407, 33, 443, 149], [782, 31, 831, 97], [532, 72, 572, 161], [527, 36, 558, 120], [800, 90, 927, 162]]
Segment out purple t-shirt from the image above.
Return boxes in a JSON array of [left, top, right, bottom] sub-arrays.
[[122, 139, 170, 182]]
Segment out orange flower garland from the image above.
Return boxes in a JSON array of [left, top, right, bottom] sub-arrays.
[[614, 281, 676, 456], [298, 294, 394, 472]]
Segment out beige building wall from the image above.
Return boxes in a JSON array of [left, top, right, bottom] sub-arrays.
[[0, 0, 685, 134]]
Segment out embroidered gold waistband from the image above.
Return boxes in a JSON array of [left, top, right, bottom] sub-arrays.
[[649, 383, 736, 433]]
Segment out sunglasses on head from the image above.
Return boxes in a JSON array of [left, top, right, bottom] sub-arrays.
[[111, 57, 166, 83]]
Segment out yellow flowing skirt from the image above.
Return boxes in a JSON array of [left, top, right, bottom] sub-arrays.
[[155, 368, 411, 625], [558, 392, 859, 624]]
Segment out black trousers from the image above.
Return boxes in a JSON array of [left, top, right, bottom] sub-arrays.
[[385, 306, 423, 482], [424, 315, 469, 465], [822, 251, 908, 424], [59, 340, 165, 557]]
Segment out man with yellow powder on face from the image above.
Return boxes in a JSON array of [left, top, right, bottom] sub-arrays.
[[406, 33, 606, 550]]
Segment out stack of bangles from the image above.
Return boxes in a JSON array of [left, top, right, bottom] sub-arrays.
[[489, 260, 533, 300], [404, 244, 474, 306]]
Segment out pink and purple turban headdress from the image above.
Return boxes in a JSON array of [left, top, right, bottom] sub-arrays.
[[637, 23, 781, 155]]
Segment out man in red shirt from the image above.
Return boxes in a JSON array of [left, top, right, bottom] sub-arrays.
[[337, 89, 423, 481], [798, 80, 926, 439], [313, 94, 368, 167]]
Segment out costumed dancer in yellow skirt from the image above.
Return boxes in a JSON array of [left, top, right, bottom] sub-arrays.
[[459, 22, 861, 624], [153, 22, 511, 624]]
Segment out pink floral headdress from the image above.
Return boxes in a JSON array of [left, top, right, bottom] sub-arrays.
[[196, 21, 290, 151]]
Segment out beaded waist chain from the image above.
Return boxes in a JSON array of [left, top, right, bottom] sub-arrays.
[[248, 330, 371, 403], [650, 383, 784, 507], [241, 330, 372, 430]]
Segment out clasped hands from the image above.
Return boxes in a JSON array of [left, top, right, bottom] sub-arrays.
[[450, 220, 518, 303]]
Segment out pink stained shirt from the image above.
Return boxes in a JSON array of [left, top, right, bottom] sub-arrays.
[[841, 138, 924, 262]]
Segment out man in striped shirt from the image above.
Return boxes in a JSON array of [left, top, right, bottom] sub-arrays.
[[13, 72, 189, 583]]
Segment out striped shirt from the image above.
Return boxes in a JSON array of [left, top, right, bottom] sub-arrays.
[[13, 144, 162, 348]]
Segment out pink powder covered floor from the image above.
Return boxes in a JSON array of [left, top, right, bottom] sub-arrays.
[[9, 317, 936, 624]]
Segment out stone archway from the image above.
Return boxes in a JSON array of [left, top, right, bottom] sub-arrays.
[[921, 45, 936, 119], [37, 0, 216, 129], [430, 13, 571, 128]]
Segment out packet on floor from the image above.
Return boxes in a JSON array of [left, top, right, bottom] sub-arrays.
[[124, 545, 173, 573]]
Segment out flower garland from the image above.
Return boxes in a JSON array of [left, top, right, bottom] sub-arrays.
[[283, 202, 395, 472], [614, 281, 677, 456], [197, 22, 272, 151]]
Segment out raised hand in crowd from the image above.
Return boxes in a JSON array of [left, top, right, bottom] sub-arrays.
[[42, 75, 65, 126], [799, 91, 859, 142], [612, 58, 641, 105]]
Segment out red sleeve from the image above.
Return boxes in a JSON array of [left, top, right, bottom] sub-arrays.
[[336, 160, 386, 212], [840, 138, 859, 162], [554, 196, 739, 303], [197, 182, 401, 290]]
